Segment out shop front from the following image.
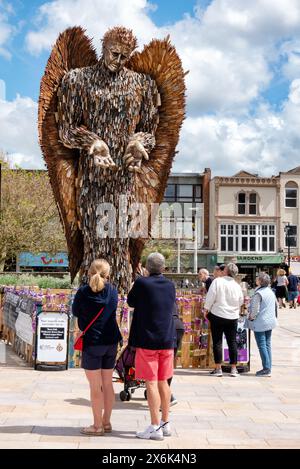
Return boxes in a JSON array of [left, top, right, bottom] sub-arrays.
[[217, 254, 284, 288], [285, 256, 300, 276]]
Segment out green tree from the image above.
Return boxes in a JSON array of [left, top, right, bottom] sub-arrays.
[[0, 152, 66, 270]]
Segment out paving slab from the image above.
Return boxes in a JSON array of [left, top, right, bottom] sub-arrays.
[[0, 307, 300, 449]]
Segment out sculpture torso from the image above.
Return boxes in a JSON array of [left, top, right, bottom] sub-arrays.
[[57, 61, 159, 291]]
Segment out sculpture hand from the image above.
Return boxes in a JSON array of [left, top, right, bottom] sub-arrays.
[[89, 140, 117, 170], [123, 139, 149, 172]]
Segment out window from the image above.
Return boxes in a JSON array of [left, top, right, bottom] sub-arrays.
[[285, 225, 297, 248], [249, 193, 257, 214], [163, 184, 202, 202], [237, 191, 258, 215], [178, 184, 193, 200], [164, 184, 176, 201], [220, 223, 276, 252], [194, 185, 202, 202], [238, 193, 246, 214], [285, 188, 298, 208]]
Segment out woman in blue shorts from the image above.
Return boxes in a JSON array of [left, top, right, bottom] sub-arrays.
[[72, 259, 122, 436]]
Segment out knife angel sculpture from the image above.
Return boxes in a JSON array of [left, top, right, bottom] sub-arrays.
[[39, 26, 185, 292]]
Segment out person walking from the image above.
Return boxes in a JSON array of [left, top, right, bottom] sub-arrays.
[[203, 263, 244, 377], [275, 268, 288, 308], [287, 270, 299, 309], [72, 259, 122, 436], [245, 272, 277, 377], [127, 252, 176, 441]]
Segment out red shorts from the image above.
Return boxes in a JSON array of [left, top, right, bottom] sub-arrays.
[[135, 348, 174, 381]]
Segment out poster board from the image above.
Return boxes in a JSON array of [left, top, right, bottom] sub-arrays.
[[35, 311, 69, 368], [222, 316, 249, 364], [3, 292, 35, 345]]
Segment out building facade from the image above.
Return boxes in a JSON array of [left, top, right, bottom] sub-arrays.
[[210, 170, 284, 286], [161, 168, 215, 272], [279, 166, 300, 274]]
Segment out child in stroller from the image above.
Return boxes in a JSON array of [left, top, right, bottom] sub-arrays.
[[114, 345, 147, 401]]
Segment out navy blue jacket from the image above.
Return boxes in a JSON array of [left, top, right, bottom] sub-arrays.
[[72, 283, 122, 348], [128, 274, 176, 350]]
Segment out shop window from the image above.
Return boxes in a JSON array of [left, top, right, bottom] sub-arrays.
[[219, 223, 275, 253]]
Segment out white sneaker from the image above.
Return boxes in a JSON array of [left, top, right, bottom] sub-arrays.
[[160, 420, 171, 436], [230, 368, 239, 377], [136, 424, 164, 440]]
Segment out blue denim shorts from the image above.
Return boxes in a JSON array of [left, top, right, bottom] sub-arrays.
[[82, 344, 118, 370], [288, 291, 298, 302]]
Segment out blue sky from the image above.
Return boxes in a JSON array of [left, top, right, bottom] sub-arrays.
[[1, 0, 202, 101], [1, 0, 300, 175]]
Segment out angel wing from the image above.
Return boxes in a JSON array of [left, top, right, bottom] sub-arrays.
[[127, 37, 186, 272], [38, 27, 97, 281]]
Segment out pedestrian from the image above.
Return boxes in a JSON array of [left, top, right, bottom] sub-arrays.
[[167, 302, 185, 406], [72, 259, 122, 436], [127, 252, 176, 441], [287, 270, 299, 309], [203, 263, 244, 377], [245, 272, 277, 377], [275, 268, 289, 308], [135, 261, 148, 279], [213, 264, 226, 279], [198, 268, 213, 292]]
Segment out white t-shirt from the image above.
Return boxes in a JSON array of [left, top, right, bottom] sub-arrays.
[[277, 275, 287, 287], [204, 276, 244, 320]]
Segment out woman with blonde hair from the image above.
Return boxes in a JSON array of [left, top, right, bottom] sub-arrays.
[[275, 268, 288, 308], [72, 259, 122, 436]]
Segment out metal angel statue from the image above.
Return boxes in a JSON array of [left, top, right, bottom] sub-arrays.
[[39, 26, 185, 292]]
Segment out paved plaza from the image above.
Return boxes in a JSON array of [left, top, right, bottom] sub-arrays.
[[0, 308, 300, 449]]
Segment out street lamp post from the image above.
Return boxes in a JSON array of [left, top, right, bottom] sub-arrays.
[[284, 223, 291, 269], [189, 207, 200, 274]]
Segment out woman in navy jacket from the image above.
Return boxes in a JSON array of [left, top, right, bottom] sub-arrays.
[[72, 259, 121, 436]]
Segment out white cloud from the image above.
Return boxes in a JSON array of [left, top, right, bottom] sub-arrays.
[[174, 78, 300, 176], [0, 78, 5, 99], [0, 90, 44, 168], [26, 0, 159, 55], [9, 0, 300, 174]]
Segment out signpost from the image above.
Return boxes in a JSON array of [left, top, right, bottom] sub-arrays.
[[35, 309, 69, 371]]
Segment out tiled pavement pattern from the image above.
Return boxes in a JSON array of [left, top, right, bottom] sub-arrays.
[[0, 308, 300, 449]]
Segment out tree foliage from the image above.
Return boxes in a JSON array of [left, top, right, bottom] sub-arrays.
[[0, 152, 66, 269]]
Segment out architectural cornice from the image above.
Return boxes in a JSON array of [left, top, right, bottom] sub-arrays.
[[214, 176, 278, 186]]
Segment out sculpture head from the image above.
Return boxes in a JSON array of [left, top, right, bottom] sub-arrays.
[[102, 26, 138, 72]]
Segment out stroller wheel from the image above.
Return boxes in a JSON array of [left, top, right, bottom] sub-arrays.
[[144, 390, 147, 400], [120, 390, 131, 402]]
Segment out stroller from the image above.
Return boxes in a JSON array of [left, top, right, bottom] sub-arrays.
[[114, 345, 147, 401]]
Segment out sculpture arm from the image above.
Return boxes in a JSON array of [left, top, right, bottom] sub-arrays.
[[57, 70, 102, 151]]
